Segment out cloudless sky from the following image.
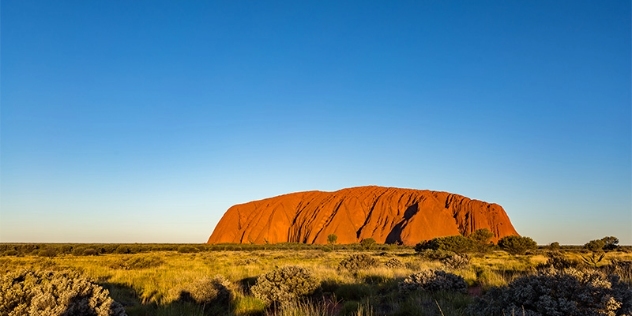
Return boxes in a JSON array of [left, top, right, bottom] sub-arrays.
[[1, 1, 630, 245]]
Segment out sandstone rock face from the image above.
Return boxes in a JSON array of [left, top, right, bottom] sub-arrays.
[[207, 186, 519, 245]]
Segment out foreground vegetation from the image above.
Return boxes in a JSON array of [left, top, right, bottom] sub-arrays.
[[2, 235, 631, 315]]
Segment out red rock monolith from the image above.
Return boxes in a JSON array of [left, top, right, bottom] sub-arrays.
[[207, 186, 519, 245]]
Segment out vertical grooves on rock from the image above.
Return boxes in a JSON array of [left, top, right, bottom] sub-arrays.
[[207, 186, 519, 245]]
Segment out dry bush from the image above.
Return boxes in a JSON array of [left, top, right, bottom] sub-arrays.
[[250, 266, 319, 306], [468, 268, 632, 316], [441, 254, 470, 270], [338, 254, 378, 272], [384, 258, 405, 269], [0, 269, 126, 316], [184, 275, 232, 310], [398, 269, 467, 294], [536, 251, 582, 271]]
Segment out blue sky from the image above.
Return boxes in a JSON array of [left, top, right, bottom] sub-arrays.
[[1, 1, 630, 245]]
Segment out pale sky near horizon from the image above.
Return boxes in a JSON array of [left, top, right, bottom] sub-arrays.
[[1, 1, 630, 245]]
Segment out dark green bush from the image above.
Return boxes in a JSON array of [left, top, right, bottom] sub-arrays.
[[498, 235, 537, 255], [468, 268, 632, 316], [360, 238, 377, 250], [414, 235, 475, 254], [83, 248, 98, 256], [585, 236, 620, 252], [585, 239, 607, 252], [3, 250, 18, 256], [338, 254, 378, 272], [250, 266, 319, 306], [38, 247, 58, 258], [0, 269, 127, 316], [398, 270, 467, 294]]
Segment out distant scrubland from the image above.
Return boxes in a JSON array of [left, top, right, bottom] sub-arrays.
[[1, 233, 631, 316]]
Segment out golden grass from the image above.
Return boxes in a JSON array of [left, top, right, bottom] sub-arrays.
[[3, 248, 631, 310]]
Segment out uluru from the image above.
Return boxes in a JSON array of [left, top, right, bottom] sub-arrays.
[[207, 186, 519, 246]]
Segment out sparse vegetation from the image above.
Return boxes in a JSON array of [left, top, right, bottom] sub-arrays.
[[468, 268, 632, 315], [0, 240, 630, 315], [415, 235, 476, 254], [0, 269, 126, 316], [497, 235, 538, 255]]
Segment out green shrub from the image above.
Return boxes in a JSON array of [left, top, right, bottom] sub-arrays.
[[468, 268, 632, 316], [338, 254, 378, 272], [83, 248, 98, 256], [0, 269, 127, 316], [585, 239, 607, 252], [498, 235, 537, 255], [414, 235, 475, 254], [585, 236, 620, 252], [177, 245, 199, 253], [549, 241, 561, 251], [250, 266, 319, 306], [359, 238, 377, 250], [398, 269, 467, 294], [38, 247, 58, 258]]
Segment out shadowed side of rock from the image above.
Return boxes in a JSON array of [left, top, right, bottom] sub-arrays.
[[207, 186, 519, 246]]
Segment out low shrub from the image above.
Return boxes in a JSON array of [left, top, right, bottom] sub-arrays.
[[441, 254, 470, 270], [417, 249, 455, 261], [177, 245, 199, 253], [0, 269, 127, 316], [468, 268, 632, 316], [398, 270, 467, 294], [184, 275, 232, 311], [338, 254, 378, 272], [384, 258, 405, 269], [604, 259, 632, 284], [250, 266, 319, 306], [536, 251, 581, 270], [415, 235, 475, 254], [360, 238, 377, 250]]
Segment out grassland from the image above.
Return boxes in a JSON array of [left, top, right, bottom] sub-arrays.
[[1, 245, 631, 315]]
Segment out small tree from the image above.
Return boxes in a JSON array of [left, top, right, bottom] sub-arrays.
[[601, 236, 619, 251], [584, 239, 606, 252], [498, 235, 537, 255], [327, 234, 338, 247], [469, 229, 495, 253], [549, 242, 560, 251], [469, 229, 494, 244]]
